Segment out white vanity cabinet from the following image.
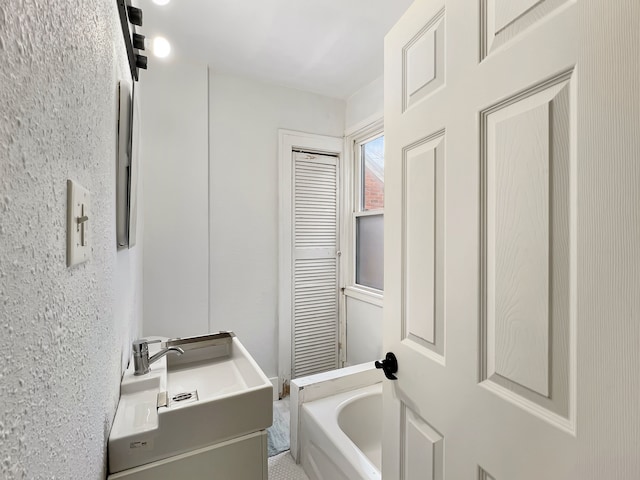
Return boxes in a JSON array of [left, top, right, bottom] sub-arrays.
[[107, 333, 272, 480], [108, 430, 267, 480]]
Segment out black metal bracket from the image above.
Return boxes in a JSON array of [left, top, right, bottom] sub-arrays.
[[116, 0, 147, 81], [375, 352, 398, 380]]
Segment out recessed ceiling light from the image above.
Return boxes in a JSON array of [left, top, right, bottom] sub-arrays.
[[153, 37, 171, 58], [152, 0, 170, 5]]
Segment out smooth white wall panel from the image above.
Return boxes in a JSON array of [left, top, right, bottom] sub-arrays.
[[344, 79, 385, 368], [345, 75, 384, 132], [209, 73, 344, 378], [140, 57, 210, 338], [346, 297, 383, 366]]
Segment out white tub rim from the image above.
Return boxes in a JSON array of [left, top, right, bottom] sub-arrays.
[[290, 362, 382, 464], [301, 382, 383, 479]]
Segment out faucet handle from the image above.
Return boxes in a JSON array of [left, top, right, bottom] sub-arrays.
[[132, 338, 161, 354]]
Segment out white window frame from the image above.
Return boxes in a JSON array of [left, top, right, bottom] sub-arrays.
[[341, 118, 384, 307]]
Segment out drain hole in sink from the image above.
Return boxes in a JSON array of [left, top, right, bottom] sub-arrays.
[[173, 392, 193, 402], [169, 390, 199, 407]]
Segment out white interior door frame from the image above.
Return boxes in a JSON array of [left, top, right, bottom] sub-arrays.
[[278, 129, 344, 396]]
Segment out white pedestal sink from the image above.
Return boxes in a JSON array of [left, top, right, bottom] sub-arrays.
[[108, 332, 273, 478]]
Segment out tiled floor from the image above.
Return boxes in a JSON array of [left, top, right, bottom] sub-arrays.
[[268, 451, 310, 480], [267, 398, 310, 479]]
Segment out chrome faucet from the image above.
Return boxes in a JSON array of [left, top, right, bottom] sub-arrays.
[[132, 339, 184, 375]]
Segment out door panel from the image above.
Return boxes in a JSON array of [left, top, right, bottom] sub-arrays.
[[402, 405, 444, 480], [478, 467, 496, 480], [402, 132, 445, 358], [403, 9, 445, 112], [480, 71, 573, 423], [480, 0, 572, 60]]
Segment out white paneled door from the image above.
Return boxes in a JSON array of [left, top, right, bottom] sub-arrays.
[[383, 0, 639, 479]]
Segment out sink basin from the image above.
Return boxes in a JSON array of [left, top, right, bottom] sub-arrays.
[[108, 332, 273, 474]]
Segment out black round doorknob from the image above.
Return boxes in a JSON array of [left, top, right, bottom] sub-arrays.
[[375, 352, 398, 380]]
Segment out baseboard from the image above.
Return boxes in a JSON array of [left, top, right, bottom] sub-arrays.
[[269, 377, 279, 401]]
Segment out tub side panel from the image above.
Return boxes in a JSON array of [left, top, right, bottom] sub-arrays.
[[299, 385, 382, 480]]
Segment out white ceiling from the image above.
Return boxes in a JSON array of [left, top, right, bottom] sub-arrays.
[[137, 0, 414, 99]]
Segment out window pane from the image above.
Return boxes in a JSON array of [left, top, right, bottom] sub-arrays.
[[362, 136, 384, 211], [356, 214, 384, 290]]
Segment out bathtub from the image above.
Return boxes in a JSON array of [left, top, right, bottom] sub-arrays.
[[299, 383, 382, 480]]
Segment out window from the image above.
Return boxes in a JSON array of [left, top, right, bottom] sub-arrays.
[[354, 134, 384, 291], [361, 136, 385, 211]]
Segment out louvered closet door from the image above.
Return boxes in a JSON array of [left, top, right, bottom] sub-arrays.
[[292, 151, 339, 378]]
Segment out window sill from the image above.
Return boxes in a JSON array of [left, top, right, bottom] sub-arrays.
[[343, 285, 384, 307]]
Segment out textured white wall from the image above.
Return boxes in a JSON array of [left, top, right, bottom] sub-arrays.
[[0, 0, 142, 478], [140, 57, 209, 338], [209, 73, 345, 378]]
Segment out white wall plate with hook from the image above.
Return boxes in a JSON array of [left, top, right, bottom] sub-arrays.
[[67, 179, 91, 267]]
